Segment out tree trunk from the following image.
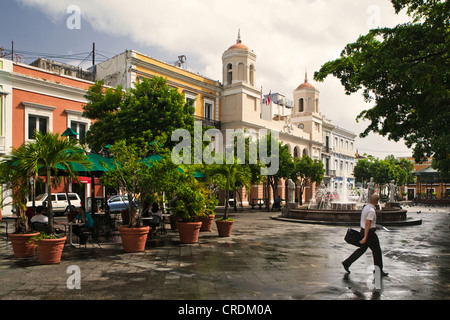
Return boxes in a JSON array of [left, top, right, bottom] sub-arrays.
[[47, 171, 54, 232]]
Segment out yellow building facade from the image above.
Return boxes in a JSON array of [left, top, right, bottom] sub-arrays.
[[95, 50, 222, 128]]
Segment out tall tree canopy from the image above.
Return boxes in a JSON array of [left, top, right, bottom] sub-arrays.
[[83, 76, 195, 152], [314, 0, 449, 176]]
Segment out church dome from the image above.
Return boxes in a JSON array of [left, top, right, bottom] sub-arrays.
[[227, 29, 249, 51], [228, 42, 249, 50], [296, 72, 315, 90], [296, 81, 315, 89]]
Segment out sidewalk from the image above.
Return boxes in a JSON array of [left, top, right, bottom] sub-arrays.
[[0, 205, 449, 300]]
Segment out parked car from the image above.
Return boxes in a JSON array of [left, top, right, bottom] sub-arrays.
[[27, 193, 82, 216], [107, 195, 133, 213]]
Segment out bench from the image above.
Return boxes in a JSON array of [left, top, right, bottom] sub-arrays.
[[251, 198, 266, 209]]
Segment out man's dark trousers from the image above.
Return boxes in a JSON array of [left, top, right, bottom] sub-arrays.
[[343, 228, 383, 271]]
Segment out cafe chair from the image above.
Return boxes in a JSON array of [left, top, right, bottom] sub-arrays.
[[31, 222, 52, 234], [79, 227, 102, 249]]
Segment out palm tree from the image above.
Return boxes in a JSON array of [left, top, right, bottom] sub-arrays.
[[205, 157, 252, 219], [0, 145, 32, 233], [19, 131, 92, 231]]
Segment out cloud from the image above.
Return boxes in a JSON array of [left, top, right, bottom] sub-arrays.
[[16, 0, 413, 158]]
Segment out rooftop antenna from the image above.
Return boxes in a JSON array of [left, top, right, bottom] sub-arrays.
[[175, 55, 186, 69]]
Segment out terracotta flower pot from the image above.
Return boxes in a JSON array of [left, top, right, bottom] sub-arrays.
[[177, 221, 202, 244], [199, 215, 215, 232], [9, 232, 39, 258], [119, 226, 150, 253], [36, 237, 67, 264], [216, 220, 234, 237]]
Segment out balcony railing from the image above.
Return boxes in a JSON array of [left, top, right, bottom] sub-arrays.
[[194, 115, 222, 130], [325, 169, 336, 177]]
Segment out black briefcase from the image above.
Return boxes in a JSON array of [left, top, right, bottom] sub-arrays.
[[345, 228, 362, 247]]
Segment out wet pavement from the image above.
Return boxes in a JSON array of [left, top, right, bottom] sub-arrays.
[[0, 204, 449, 302]]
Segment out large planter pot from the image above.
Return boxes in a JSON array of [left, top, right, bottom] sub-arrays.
[[216, 220, 234, 237], [177, 221, 202, 244], [9, 232, 40, 258], [119, 226, 150, 253], [36, 236, 67, 264], [199, 215, 215, 232]]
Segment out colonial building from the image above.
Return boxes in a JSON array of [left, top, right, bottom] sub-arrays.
[[401, 157, 450, 202], [0, 57, 103, 216], [220, 34, 356, 204], [94, 50, 222, 129]]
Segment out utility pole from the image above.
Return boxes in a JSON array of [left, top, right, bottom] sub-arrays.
[[11, 41, 14, 61], [92, 42, 95, 66], [92, 42, 96, 82]]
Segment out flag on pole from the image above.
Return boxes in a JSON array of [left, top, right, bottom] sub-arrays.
[[260, 86, 263, 104], [266, 90, 271, 105]]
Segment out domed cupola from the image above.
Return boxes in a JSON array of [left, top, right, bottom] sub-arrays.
[[222, 30, 257, 87]]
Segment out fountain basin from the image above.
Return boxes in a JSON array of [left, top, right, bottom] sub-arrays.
[[279, 205, 422, 226]]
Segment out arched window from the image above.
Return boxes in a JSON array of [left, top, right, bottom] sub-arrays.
[[299, 98, 304, 112], [249, 65, 255, 86], [238, 63, 245, 81], [315, 98, 319, 112], [303, 148, 308, 157], [294, 146, 300, 158], [227, 63, 233, 85]]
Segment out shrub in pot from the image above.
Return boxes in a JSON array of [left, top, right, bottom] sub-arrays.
[[169, 168, 214, 244]]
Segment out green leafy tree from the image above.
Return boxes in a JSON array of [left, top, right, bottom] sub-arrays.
[[291, 156, 325, 205], [83, 76, 195, 152], [258, 133, 294, 207], [314, 0, 449, 176], [354, 155, 415, 188], [100, 139, 177, 227]]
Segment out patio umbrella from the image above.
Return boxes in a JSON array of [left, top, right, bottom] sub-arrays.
[[61, 127, 79, 137]]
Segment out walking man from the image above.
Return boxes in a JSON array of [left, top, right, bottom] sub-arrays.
[[342, 194, 388, 277]]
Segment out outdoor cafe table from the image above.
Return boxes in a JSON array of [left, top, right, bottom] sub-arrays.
[[59, 221, 84, 247]]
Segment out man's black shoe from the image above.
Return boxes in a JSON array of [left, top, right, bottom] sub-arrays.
[[342, 262, 350, 273], [381, 271, 389, 277]]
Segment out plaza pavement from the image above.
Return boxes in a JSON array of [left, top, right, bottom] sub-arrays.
[[0, 204, 449, 304]]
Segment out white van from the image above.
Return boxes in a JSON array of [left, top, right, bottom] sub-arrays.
[[27, 193, 82, 215]]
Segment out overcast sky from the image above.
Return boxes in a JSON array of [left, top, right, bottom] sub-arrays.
[[1, 0, 414, 159]]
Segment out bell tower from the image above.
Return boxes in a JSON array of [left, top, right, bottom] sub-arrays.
[[221, 31, 261, 124], [292, 72, 320, 115]]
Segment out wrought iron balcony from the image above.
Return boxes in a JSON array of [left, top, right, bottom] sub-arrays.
[[194, 115, 222, 130]]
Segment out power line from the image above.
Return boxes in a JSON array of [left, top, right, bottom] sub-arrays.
[[0, 46, 110, 66]]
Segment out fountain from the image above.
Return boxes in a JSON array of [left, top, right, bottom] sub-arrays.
[[283, 178, 421, 226]]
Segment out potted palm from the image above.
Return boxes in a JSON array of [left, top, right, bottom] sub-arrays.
[[205, 157, 252, 237], [0, 150, 38, 258], [18, 131, 91, 263]]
